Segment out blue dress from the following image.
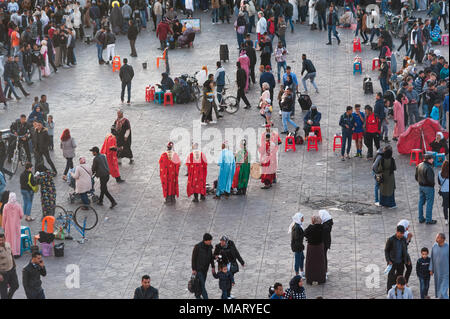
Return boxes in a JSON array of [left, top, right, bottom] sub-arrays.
[[216, 149, 235, 196]]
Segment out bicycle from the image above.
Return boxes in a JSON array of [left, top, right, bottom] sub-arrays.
[[9, 135, 28, 175], [54, 205, 99, 244]]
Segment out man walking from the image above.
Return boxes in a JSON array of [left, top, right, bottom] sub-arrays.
[[31, 121, 57, 174], [119, 58, 134, 104], [429, 233, 449, 299], [133, 275, 159, 299], [384, 225, 408, 293], [236, 61, 251, 109], [128, 20, 138, 57], [339, 106, 355, 161], [325, 5, 340, 45], [301, 54, 319, 94], [22, 252, 46, 299], [415, 154, 437, 224], [191, 233, 215, 299], [0, 233, 20, 299], [114, 110, 134, 165], [90, 146, 117, 209]]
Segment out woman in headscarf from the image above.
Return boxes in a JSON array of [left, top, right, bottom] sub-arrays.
[[110, 1, 123, 34], [1, 192, 24, 257], [319, 210, 333, 278], [35, 164, 56, 218], [392, 93, 407, 141], [160, 72, 175, 92], [28, 105, 44, 124], [40, 40, 51, 77], [200, 80, 215, 125], [304, 215, 326, 285], [238, 49, 250, 91], [289, 212, 305, 277], [213, 235, 245, 285], [430, 132, 449, 155], [397, 219, 413, 284], [284, 275, 306, 299], [374, 145, 397, 208], [232, 139, 251, 195], [159, 142, 181, 204], [177, 23, 195, 47]]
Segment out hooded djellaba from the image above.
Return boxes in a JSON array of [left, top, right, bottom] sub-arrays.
[[110, 2, 124, 35]]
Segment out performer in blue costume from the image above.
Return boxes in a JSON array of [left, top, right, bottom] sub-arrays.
[[215, 141, 236, 199]]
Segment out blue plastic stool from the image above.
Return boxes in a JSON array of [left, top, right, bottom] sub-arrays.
[[353, 61, 362, 75], [20, 232, 33, 256], [435, 153, 446, 167], [21, 225, 32, 237], [155, 91, 164, 104]]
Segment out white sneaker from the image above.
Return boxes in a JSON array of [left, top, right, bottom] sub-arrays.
[[445, 219, 448, 225], [326, 272, 329, 280], [374, 202, 381, 207], [300, 271, 305, 277], [210, 120, 217, 124]]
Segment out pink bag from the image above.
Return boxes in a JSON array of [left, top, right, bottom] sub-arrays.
[[41, 242, 52, 257]]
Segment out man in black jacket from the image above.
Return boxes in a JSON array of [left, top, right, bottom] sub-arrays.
[[119, 58, 135, 104], [213, 236, 245, 275], [22, 252, 46, 299], [8, 115, 32, 163], [415, 154, 437, 224], [31, 121, 57, 173], [301, 54, 319, 93], [191, 233, 215, 299], [236, 61, 251, 109], [3, 56, 21, 101], [22, 44, 34, 85], [384, 225, 408, 293], [133, 275, 159, 299], [128, 20, 138, 57], [245, 40, 257, 84], [91, 146, 117, 209], [7, 56, 30, 99]]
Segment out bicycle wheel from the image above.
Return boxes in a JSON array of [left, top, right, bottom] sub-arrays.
[[74, 205, 98, 231], [194, 86, 201, 111], [223, 96, 238, 114], [19, 147, 27, 167], [11, 149, 20, 175], [54, 205, 69, 231]]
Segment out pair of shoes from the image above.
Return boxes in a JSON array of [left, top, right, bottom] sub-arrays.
[[445, 219, 448, 225], [341, 156, 345, 161], [326, 42, 331, 45], [374, 202, 381, 207], [127, 101, 131, 104], [200, 195, 206, 200], [345, 154, 350, 159], [426, 220, 437, 225], [25, 217, 35, 222], [419, 219, 426, 224], [192, 198, 199, 203], [110, 202, 117, 209], [116, 178, 125, 183], [337, 39, 341, 45], [315, 89, 319, 94], [214, 195, 220, 199]]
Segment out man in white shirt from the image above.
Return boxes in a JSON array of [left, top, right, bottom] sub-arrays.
[[256, 11, 267, 47]]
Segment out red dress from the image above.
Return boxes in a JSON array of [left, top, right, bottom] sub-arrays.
[[101, 134, 120, 178], [159, 151, 181, 198], [259, 141, 277, 185], [186, 151, 207, 197]]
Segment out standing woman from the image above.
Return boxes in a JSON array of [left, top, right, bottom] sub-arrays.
[[304, 215, 326, 285], [60, 129, 77, 180], [1, 193, 23, 258], [35, 165, 57, 218], [201, 80, 215, 125], [437, 160, 449, 225], [319, 210, 333, 279], [39, 40, 51, 78], [289, 212, 305, 277], [238, 49, 250, 91], [374, 145, 397, 208], [392, 93, 408, 141], [0, 191, 10, 228], [232, 139, 251, 195]]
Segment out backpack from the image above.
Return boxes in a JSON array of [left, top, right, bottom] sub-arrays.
[[28, 173, 39, 193], [363, 76, 373, 94]]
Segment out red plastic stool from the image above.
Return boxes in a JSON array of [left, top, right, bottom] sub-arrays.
[[353, 37, 362, 52], [164, 91, 174, 106], [112, 56, 121, 72], [409, 149, 423, 166], [307, 135, 318, 152], [145, 86, 153, 102], [333, 135, 342, 152], [285, 136, 296, 152], [372, 57, 381, 70], [310, 126, 322, 143], [441, 34, 449, 45]]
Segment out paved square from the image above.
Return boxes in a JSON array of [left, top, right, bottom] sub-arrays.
[[1, 10, 448, 299]]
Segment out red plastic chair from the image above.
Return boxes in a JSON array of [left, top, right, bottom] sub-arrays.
[[353, 37, 362, 52], [164, 92, 174, 106], [409, 149, 423, 166], [34, 216, 56, 246], [310, 126, 322, 143], [372, 58, 381, 70], [285, 136, 296, 152], [307, 135, 318, 152], [112, 56, 121, 72], [333, 135, 342, 152]]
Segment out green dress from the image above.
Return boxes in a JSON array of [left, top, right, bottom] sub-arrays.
[[236, 149, 251, 189]]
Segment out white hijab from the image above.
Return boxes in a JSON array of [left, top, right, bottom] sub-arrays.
[[288, 212, 304, 233], [319, 210, 332, 224], [8, 192, 17, 204]]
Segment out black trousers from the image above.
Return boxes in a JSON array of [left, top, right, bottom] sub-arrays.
[[129, 39, 137, 56], [67, 47, 75, 65], [0, 267, 19, 299], [63, 157, 73, 176], [48, 55, 58, 72], [99, 175, 116, 204], [364, 132, 380, 158], [8, 138, 31, 162], [250, 64, 255, 84], [35, 150, 57, 173], [236, 87, 250, 107], [121, 81, 131, 103], [387, 263, 404, 292]]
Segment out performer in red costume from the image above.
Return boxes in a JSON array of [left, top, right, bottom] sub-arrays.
[[186, 143, 207, 202], [101, 127, 125, 183], [159, 142, 181, 204]]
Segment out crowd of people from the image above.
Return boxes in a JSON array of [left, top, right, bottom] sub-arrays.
[[0, 0, 449, 300]]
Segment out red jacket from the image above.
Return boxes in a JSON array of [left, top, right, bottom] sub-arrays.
[[365, 113, 380, 134], [268, 19, 275, 35], [156, 22, 171, 41]]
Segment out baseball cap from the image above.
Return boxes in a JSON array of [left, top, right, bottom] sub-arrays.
[[89, 146, 99, 153]]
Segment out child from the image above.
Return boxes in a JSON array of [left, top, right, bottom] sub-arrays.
[[260, 98, 273, 127], [46, 115, 55, 151], [416, 247, 431, 299], [430, 102, 440, 121], [212, 264, 235, 299]]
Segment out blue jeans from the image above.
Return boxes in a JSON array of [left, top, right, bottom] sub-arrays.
[[328, 25, 340, 43], [318, 12, 327, 30], [302, 72, 318, 91], [422, 104, 429, 118], [282, 111, 298, 132], [435, 274, 449, 299], [212, 8, 219, 23], [418, 186, 434, 222], [216, 85, 224, 104], [80, 192, 89, 205], [341, 131, 352, 156], [277, 61, 287, 82], [140, 10, 147, 28], [221, 289, 230, 299], [249, 15, 255, 33], [285, 16, 294, 32], [380, 77, 389, 94], [21, 189, 34, 217], [96, 44, 103, 62], [419, 277, 430, 299], [237, 32, 244, 48], [294, 251, 305, 273], [195, 271, 208, 299], [381, 0, 389, 14], [373, 173, 380, 203], [3, 78, 19, 99], [369, 28, 380, 43]]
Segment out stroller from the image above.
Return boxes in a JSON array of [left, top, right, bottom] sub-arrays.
[[66, 168, 99, 204]]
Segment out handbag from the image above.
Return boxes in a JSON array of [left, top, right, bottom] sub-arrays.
[[375, 173, 384, 184], [28, 173, 39, 193], [229, 261, 239, 274]]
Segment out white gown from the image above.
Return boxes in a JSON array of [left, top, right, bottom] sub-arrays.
[[308, 0, 317, 25], [290, 0, 299, 23]]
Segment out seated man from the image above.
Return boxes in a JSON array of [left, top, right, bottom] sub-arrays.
[[339, 7, 353, 27], [172, 20, 183, 41], [430, 132, 449, 155], [172, 77, 190, 104], [157, 72, 174, 92], [303, 105, 321, 138], [178, 24, 195, 47]]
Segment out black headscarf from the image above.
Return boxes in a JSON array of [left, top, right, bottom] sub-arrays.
[[289, 275, 305, 294], [382, 147, 396, 175]]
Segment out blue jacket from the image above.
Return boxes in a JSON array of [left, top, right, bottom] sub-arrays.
[[374, 98, 386, 121], [259, 71, 276, 90], [352, 111, 365, 133], [303, 110, 321, 126], [430, 105, 440, 121], [339, 113, 355, 134]]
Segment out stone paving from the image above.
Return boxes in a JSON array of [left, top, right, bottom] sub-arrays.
[[0, 10, 449, 299]]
